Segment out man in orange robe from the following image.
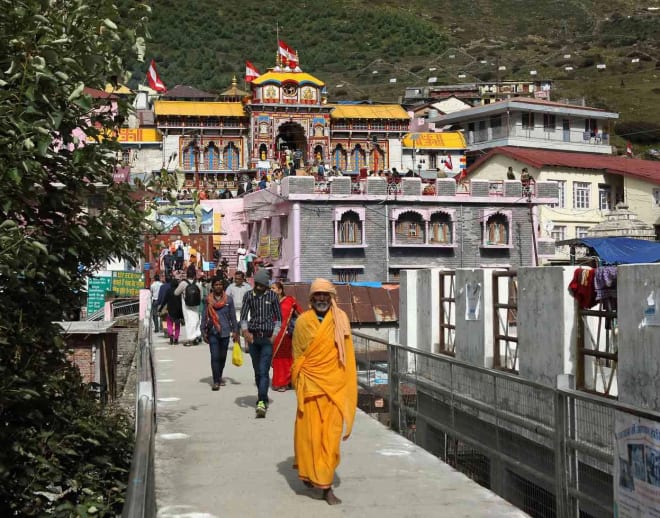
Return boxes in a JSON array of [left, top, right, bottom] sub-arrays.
[[291, 278, 357, 505]]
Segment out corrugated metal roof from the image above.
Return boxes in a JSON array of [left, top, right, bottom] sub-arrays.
[[469, 146, 660, 184], [329, 104, 410, 120], [401, 131, 467, 149], [162, 84, 216, 99], [252, 71, 325, 86], [282, 283, 398, 324], [55, 321, 116, 334], [154, 101, 246, 117]]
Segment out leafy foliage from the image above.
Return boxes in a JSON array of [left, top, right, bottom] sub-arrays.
[[614, 121, 660, 145], [0, 0, 150, 514], [134, 0, 660, 124]]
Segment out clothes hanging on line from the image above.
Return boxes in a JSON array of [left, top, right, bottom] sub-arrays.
[[568, 267, 597, 309]]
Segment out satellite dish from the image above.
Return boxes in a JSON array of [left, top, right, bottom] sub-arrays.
[[544, 220, 555, 233]]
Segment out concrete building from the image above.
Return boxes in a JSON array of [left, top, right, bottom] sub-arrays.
[[465, 146, 660, 261], [430, 97, 619, 160], [241, 175, 558, 283]]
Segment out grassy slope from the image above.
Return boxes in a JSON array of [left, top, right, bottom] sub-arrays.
[[138, 0, 660, 145]]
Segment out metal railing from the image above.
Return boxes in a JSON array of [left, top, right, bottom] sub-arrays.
[[87, 298, 140, 321], [379, 338, 660, 518], [122, 307, 157, 517], [576, 303, 618, 397]]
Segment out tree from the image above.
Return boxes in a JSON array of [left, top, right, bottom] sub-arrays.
[[0, 0, 151, 514]]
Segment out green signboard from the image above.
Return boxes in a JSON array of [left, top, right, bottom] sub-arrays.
[[87, 276, 113, 315]]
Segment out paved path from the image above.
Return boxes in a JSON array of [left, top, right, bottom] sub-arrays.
[[153, 331, 528, 518]]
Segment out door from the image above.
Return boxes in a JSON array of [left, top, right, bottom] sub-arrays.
[[562, 119, 570, 142]]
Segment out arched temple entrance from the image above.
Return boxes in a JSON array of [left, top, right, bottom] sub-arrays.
[[276, 122, 307, 169]]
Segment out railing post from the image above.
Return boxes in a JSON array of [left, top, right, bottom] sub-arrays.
[[388, 341, 400, 433], [555, 374, 576, 518]]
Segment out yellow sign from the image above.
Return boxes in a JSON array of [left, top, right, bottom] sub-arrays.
[[112, 271, 144, 297], [117, 128, 162, 142], [269, 237, 281, 260], [258, 235, 270, 258], [401, 131, 467, 150]]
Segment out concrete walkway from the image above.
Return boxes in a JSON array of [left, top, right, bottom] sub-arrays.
[[153, 331, 528, 518]]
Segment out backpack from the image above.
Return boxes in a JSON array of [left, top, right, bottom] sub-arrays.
[[184, 280, 201, 306]]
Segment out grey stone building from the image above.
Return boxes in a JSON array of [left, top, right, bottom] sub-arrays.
[[241, 176, 558, 283]]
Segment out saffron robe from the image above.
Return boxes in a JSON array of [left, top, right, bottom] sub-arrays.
[[291, 309, 357, 488]]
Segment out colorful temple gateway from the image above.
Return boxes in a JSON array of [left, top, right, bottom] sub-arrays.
[[119, 56, 468, 190]]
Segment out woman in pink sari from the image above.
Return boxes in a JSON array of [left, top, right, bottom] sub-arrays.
[[270, 282, 304, 391]]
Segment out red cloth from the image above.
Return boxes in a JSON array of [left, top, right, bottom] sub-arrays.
[[568, 267, 597, 309], [272, 295, 304, 388]]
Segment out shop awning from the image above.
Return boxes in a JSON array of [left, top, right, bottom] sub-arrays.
[[556, 237, 660, 265]]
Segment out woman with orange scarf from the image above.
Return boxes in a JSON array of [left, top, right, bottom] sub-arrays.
[[291, 278, 357, 505], [270, 282, 304, 391], [201, 276, 239, 391]]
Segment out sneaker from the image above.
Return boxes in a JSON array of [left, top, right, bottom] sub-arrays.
[[212, 383, 220, 391], [255, 401, 267, 418], [169, 337, 173, 345]]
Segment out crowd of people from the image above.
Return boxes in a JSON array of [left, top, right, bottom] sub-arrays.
[[150, 269, 357, 505]]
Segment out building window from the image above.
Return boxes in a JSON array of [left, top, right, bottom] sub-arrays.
[[336, 269, 360, 283], [599, 184, 612, 211], [121, 148, 130, 165], [549, 180, 566, 208], [573, 182, 591, 209], [429, 212, 453, 244], [576, 226, 589, 239], [522, 112, 534, 130], [550, 225, 567, 241], [653, 188, 660, 208], [334, 208, 365, 246], [395, 211, 425, 244], [543, 114, 556, 132], [585, 118, 598, 136], [483, 213, 510, 246]]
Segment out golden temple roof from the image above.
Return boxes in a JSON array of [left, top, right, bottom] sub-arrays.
[[401, 131, 467, 149], [329, 104, 410, 120], [154, 101, 246, 117], [252, 70, 325, 87]]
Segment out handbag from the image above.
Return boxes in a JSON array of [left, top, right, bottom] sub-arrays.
[[231, 341, 243, 367]]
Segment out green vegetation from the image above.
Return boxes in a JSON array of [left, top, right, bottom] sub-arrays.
[[0, 0, 150, 515], [134, 0, 659, 134]]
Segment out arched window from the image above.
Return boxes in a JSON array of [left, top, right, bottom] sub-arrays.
[[484, 213, 510, 245], [332, 144, 347, 171], [429, 212, 452, 244], [223, 142, 240, 171], [259, 143, 268, 161], [182, 142, 197, 170], [395, 211, 425, 244], [350, 144, 366, 173], [205, 142, 219, 170], [338, 211, 362, 244]]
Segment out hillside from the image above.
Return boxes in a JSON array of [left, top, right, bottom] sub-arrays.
[[132, 0, 660, 142]]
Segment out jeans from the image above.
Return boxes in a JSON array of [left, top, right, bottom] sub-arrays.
[[151, 300, 160, 332], [208, 334, 230, 384], [248, 336, 272, 405]]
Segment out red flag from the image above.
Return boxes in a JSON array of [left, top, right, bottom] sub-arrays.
[[245, 61, 260, 82], [278, 40, 297, 66], [626, 141, 633, 157], [146, 60, 167, 92]]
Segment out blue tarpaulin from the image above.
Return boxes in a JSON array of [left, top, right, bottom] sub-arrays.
[[576, 237, 660, 265]]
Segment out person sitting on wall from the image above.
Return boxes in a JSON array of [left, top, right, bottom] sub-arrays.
[[507, 166, 516, 180]]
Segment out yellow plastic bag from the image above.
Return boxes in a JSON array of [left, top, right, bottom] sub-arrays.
[[231, 341, 243, 367]]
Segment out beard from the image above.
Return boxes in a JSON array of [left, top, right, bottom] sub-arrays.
[[312, 300, 330, 313]]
